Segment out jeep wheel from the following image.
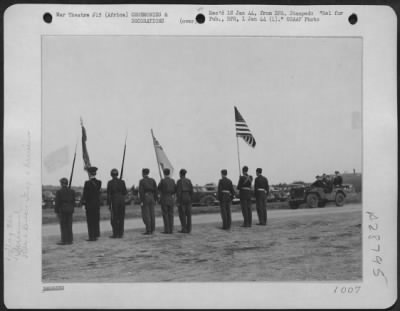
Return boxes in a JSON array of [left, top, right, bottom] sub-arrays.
[[335, 193, 345, 207], [200, 195, 216, 206], [306, 194, 319, 208]]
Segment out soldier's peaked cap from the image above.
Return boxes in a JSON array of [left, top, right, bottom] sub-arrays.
[[88, 166, 98, 174], [60, 177, 68, 184], [142, 168, 150, 175], [335, 171, 340, 174], [179, 169, 187, 175], [256, 168, 262, 173], [221, 169, 227, 175], [163, 168, 170, 175], [242, 166, 249, 172]]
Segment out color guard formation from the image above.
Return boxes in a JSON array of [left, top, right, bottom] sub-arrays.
[[54, 166, 269, 245]]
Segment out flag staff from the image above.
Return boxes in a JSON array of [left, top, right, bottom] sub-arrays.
[[151, 129, 163, 180], [68, 139, 78, 188], [236, 135, 242, 176], [120, 131, 128, 180]]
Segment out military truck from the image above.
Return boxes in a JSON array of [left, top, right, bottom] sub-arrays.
[[288, 184, 346, 209]]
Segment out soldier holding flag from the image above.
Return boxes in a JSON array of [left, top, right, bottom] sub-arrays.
[[82, 166, 102, 241], [138, 168, 158, 235], [158, 168, 176, 234], [107, 169, 127, 238], [237, 166, 253, 227]]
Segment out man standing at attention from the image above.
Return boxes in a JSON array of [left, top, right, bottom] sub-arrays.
[[176, 169, 193, 233], [157, 168, 176, 234], [82, 166, 102, 241], [237, 166, 253, 227], [217, 169, 235, 230], [107, 168, 128, 238], [54, 177, 75, 245], [254, 168, 269, 226], [138, 168, 158, 235]]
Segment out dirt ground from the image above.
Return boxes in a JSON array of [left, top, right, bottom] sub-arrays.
[[42, 208, 361, 282]]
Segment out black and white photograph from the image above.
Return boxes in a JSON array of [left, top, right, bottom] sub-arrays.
[[4, 4, 397, 309], [41, 35, 363, 282]]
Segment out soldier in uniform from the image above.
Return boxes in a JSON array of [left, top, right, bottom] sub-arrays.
[[176, 169, 193, 233], [54, 177, 75, 245], [254, 168, 269, 226], [82, 166, 102, 241], [333, 171, 343, 187], [138, 168, 158, 235], [158, 168, 176, 234], [107, 168, 128, 238], [217, 169, 235, 230], [311, 175, 325, 188], [237, 166, 253, 227]]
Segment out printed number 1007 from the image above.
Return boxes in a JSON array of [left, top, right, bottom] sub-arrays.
[[334, 286, 361, 294]]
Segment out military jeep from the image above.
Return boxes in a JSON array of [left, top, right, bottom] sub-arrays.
[[288, 184, 346, 209]]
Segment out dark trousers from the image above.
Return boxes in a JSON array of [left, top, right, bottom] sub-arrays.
[[161, 203, 174, 233], [58, 212, 73, 243], [240, 198, 252, 227], [219, 194, 232, 229], [110, 197, 125, 237], [142, 193, 155, 233], [256, 192, 267, 225], [178, 193, 192, 233], [86, 208, 100, 239]]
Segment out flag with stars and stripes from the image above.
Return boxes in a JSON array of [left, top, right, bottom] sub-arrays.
[[234, 106, 256, 148]]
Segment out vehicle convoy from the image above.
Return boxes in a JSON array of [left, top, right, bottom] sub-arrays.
[[288, 184, 346, 209]]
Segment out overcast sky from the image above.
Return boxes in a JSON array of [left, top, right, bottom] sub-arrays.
[[42, 36, 362, 187]]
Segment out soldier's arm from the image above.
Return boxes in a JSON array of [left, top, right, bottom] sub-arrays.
[[217, 180, 222, 201], [54, 191, 61, 214], [265, 178, 270, 193], [189, 180, 194, 197], [122, 180, 128, 196], [229, 181, 235, 197], [138, 181, 144, 203], [237, 177, 242, 190], [106, 181, 111, 205], [153, 179, 159, 201], [81, 182, 88, 205]]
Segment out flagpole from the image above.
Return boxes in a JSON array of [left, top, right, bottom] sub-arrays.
[[236, 135, 242, 177], [120, 131, 127, 180], [151, 129, 163, 180], [68, 140, 78, 188]]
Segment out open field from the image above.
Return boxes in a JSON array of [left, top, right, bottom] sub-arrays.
[[42, 193, 361, 225], [42, 205, 362, 282]]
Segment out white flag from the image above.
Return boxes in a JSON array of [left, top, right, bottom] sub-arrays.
[[151, 130, 174, 176]]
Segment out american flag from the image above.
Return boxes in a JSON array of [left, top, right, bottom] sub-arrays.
[[80, 118, 91, 171], [234, 106, 256, 148]]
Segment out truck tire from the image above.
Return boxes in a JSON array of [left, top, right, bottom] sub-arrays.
[[335, 193, 345, 206], [306, 193, 319, 208]]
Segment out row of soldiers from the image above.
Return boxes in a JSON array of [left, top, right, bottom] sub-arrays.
[[54, 165, 269, 245]]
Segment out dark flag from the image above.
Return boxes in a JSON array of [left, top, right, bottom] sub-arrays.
[[80, 118, 91, 171], [234, 106, 256, 148]]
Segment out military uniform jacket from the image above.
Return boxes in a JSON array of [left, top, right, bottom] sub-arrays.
[[139, 176, 158, 202], [55, 187, 75, 214], [254, 175, 269, 197], [107, 178, 127, 204], [217, 177, 235, 201], [82, 178, 102, 209], [237, 174, 253, 200], [176, 177, 193, 202], [333, 175, 343, 187], [158, 177, 176, 205]]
